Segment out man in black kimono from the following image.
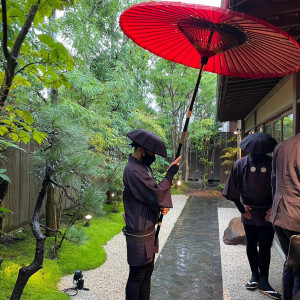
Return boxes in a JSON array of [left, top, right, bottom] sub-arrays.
[[223, 133, 281, 300], [123, 129, 180, 300]]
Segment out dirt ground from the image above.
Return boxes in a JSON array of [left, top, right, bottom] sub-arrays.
[[185, 187, 223, 197]]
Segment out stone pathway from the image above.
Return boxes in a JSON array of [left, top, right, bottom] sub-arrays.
[[151, 196, 233, 300]]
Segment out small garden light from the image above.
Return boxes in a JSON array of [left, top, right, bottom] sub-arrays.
[[111, 192, 115, 197], [84, 215, 92, 227], [177, 180, 182, 186]]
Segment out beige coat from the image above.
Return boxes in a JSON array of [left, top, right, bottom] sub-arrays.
[[270, 134, 300, 232]]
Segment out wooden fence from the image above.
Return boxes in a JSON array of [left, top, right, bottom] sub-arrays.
[[1, 144, 72, 233]]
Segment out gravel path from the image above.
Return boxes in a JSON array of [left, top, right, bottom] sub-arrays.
[[58, 195, 188, 300]]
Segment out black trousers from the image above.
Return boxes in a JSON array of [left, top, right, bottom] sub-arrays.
[[274, 225, 300, 300], [126, 261, 154, 300], [243, 224, 274, 277]]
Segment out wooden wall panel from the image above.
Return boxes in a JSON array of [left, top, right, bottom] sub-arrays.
[[1, 144, 75, 233], [19, 144, 30, 227]]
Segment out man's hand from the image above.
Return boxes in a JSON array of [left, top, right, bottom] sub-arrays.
[[265, 208, 271, 222], [161, 208, 170, 215], [242, 205, 252, 219]]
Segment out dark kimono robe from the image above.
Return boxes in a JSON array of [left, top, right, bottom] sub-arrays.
[[223, 155, 273, 226], [123, 155, 173, 266]]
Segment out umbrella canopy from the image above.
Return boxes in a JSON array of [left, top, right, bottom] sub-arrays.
[[120, 1, 300, 79], [239, 133, 278, 154], [127, 129, 167, 157]]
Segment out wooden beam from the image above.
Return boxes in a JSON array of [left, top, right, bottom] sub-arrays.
[[266, 15, 300, 29], [245, 1, 300, 19], [294, 72, 300, 134]]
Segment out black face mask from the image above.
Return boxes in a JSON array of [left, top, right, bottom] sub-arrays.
[[142, 151, 156, 166]]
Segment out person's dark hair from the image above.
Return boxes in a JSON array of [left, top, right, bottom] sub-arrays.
[[131, 141, 144, 151]]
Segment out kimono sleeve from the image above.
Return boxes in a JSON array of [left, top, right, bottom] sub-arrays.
[[125, 167, 173, 208], [222, 161, 241, 201]]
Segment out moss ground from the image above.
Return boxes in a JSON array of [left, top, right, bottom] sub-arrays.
[[0, 204, 124, 300]]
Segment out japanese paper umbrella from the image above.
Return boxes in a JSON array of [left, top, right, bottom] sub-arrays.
[[119, 1, 300, 240]]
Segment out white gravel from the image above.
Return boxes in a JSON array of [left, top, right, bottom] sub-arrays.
[[58, 195, 188, 300], [218, 207, 284, 300]]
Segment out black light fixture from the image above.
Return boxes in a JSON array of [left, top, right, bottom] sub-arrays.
[[84, 215, 92, 227]]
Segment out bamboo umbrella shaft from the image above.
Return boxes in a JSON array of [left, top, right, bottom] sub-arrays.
[[155, 57, 208, 246], [175, 60, 206, 159]]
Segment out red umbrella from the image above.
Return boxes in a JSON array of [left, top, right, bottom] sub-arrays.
[[120, 1, 300, 79], [119, 1, 300, 241], [120, 1, 300, 158]]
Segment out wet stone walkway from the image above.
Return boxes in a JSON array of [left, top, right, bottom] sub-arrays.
[[151, 196, 233, 300]]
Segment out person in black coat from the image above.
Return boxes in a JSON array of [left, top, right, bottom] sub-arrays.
[[223, 133, 281, 300], [123, 129, 181, 300]]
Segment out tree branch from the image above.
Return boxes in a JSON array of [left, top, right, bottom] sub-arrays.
[[1, 0, 10, 60], [49, 178, 77, 204], [11, 1, 41, 58]]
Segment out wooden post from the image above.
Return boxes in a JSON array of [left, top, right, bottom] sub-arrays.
[[293, 72, 300, 134]]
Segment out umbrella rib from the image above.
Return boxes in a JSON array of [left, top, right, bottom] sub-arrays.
[[249, 33, 300, 61], [230, 46, 264, 77], [245, 39, 299, 74], [228, 47, 258, 77]]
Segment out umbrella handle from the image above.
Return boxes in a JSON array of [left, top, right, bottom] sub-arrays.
[[154, 212, 163, 246]]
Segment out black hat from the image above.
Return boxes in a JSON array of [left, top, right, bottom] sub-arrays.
[[239, 132, 278, 154], [127, 129, 167, 157]]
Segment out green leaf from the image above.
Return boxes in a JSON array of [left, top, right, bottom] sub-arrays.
[[16, 109, 23, 118], [8, 133, 19, 143], [20, 122, 31, 131], [9, 112, 16, 119], [33, 11, 41, 27], [33, 131, 47, 145], [7, 7, 24, 18], [53, 42, 69, 57], [39, 6, 53, 18], [0, 206, 12, 213], [23, 110, 34, 125], [0, 126, 9, 136], [39, 64, 46, 74], [48, 0, 63, 10], [21, 43, 30, 55], [50, 50, 59, 60], [5, 105, 14, 112], [19, 130, 31, 144], [38, 34, 55, 48]]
